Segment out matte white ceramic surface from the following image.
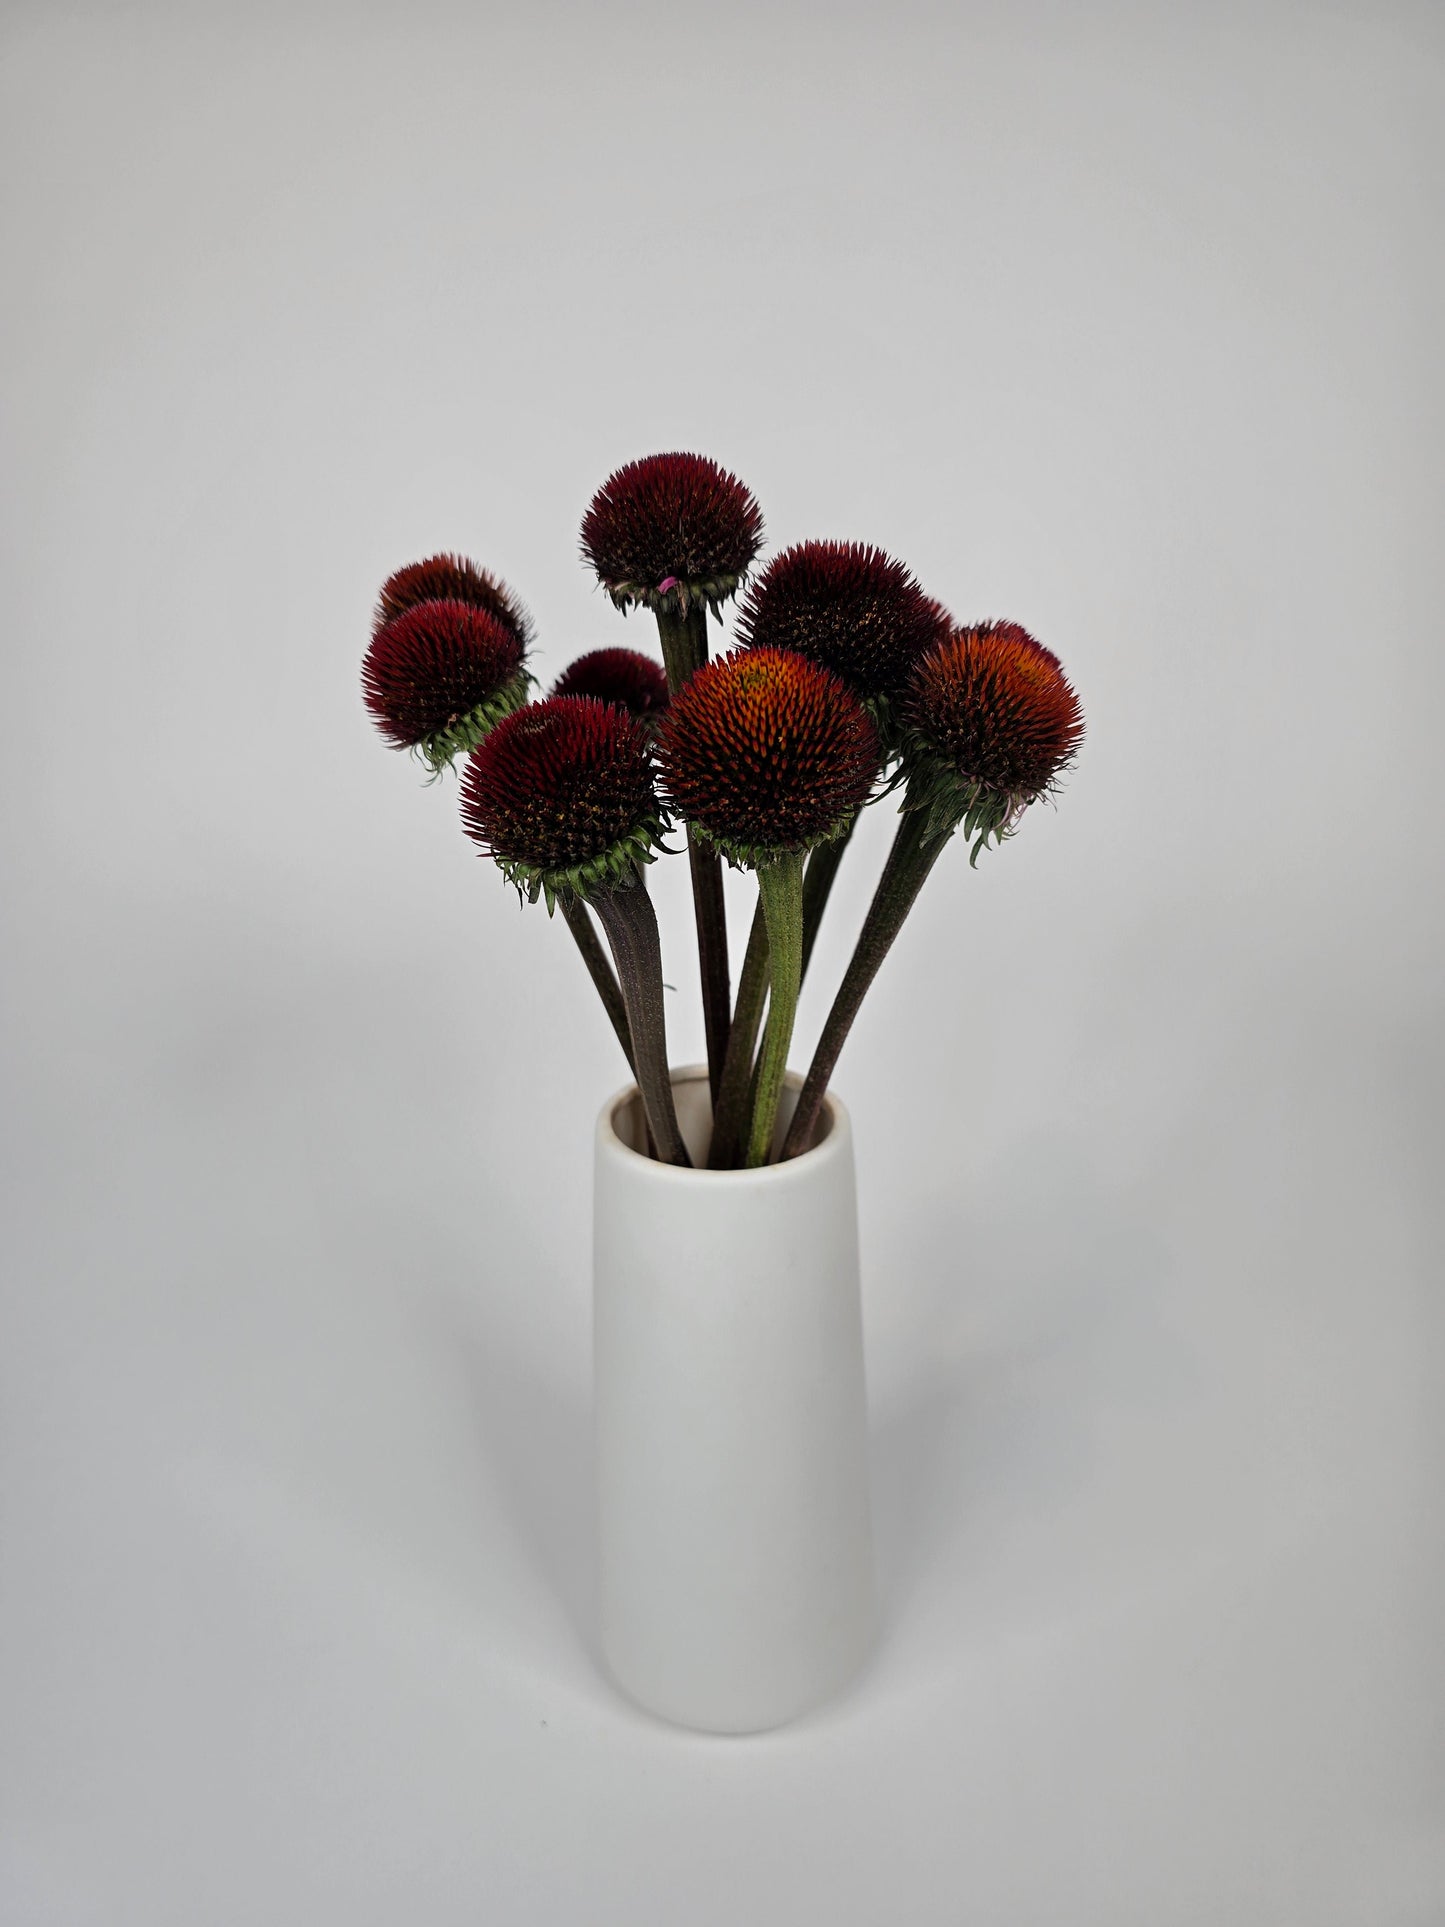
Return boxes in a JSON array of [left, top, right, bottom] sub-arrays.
[[593, 1066, 875, 1735]]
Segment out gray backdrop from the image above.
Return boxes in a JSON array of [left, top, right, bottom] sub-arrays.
[[3, 4, 1441, 1922]]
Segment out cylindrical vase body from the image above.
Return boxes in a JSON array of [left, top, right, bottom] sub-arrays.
[[593, 1065, 875, 1734]]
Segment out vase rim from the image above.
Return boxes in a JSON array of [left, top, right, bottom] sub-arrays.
[[598, 1062, 847, 1181]]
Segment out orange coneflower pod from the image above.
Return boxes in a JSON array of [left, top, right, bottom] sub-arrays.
[[782, 622, 1084, 1160], [657, 648, 878, 1168]]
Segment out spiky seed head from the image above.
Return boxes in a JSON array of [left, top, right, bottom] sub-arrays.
[[550, 647, 670, 724], [362, 600, 532, 772], [735, 541, 949, 714], [655, 646, 879, 866], [458, 696, 665, 906], [903, 621, 1084, 853], [580, 453, 764, 614], [373, 553, 534, 648]]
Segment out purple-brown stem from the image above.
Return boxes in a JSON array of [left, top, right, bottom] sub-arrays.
[[781, 805, 949, 1160], [559, 894, 633, 1070], [654, 600, 731, 1104], [591, 880, 691, 1167]]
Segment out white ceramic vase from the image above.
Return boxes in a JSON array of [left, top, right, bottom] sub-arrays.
[[593, 1064, 875, 1734]]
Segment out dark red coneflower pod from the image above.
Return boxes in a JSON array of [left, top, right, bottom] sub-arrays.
[[782, 622, 1084, 1163], [736, 541, 949, 717], [735, 544, 948, 996], [374, 552, 534, 649], [459, 697, 688, 1166], [580, 453, 763, 620], [787, 584, 958, 994], [657, 648, 878, 1169], [581, 452, 763, 1111], [550, 647, 670, 725], [362, 599, 532, 772]]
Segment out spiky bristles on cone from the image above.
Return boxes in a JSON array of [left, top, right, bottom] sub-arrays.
[[362, 600, 532, 771], [580, 453, 764, 613], [655, 646, 879, 866], [903, 621, 1084, 853], [550, 647, 670, 724], [735, 541, 949, 714], [459, 695, 665, 906], [374, 553, 534, 648]]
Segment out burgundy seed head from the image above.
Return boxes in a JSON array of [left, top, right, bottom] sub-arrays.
[[551, 647, 670, 722], [580, 453, 764, 611], [459, 696, 659, 877], [736, 540, 949, 705], [374, 553, 533, 649], [362, 599, 528, 762], [656, 646, 878, 862]]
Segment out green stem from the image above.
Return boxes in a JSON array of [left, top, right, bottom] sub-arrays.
[[745, 851, 805, 1169], [559, 895, 633, 1070], [706, 899, 769, 1169], [799, 818, 857, 985], [654, 600, 730, 1104], [591, 880, 691, 1167], [781, 806, 951, 1161], [653, 600, 707, 689]]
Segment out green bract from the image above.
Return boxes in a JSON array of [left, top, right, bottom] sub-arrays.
[[414, 670, 534, 776], [493, 815, 669, 914]]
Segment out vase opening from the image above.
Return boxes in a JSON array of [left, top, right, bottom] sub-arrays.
[[608, 1064, 835, 1169]]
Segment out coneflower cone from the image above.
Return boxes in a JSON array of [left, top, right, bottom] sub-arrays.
[[903, 621, 1084, 853], [781, 624, 1082, 1163], [458, 695, 663, 907], [550, 647, 670, 724], [580, 453, 764, 614], [374, 553, 534, 648], [460, 695, 687, 1166], [656, 647, 877, 1169], [362, 600, 531, 771], [655, 646, 878, 867], [736, 541, 949, 719]]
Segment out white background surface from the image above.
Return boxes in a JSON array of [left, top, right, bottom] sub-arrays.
[[2, 4, 1442, 1922]]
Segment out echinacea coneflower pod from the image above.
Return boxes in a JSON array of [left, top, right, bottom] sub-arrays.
[[550, 647, 670, 726], [580, 453, 763, 620], [581, 453, 765, 1105], [374, 553, 534, 649], [460, 696, 688, 1166], [781, 622, 1083, 1160], [736, 540, 947, 719], [362, 598, 532, 772], [657, 647, 878, 1167], [738, 542, 952, 982]]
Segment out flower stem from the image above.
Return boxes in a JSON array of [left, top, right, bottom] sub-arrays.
[[686, 834, 731, 1107], [559, 894, 633, 1071], [706, 899, 769, 1169], [655, 600, 730, 1104], [745, 851, 805, 1169], [799, 817, 857, 985], [653, 600, 705, 691], [781, 805, 951, 1161], [591, 879, 691, 1167]]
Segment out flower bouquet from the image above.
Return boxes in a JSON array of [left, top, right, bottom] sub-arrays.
[[362, 453, 1083, 1730]]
